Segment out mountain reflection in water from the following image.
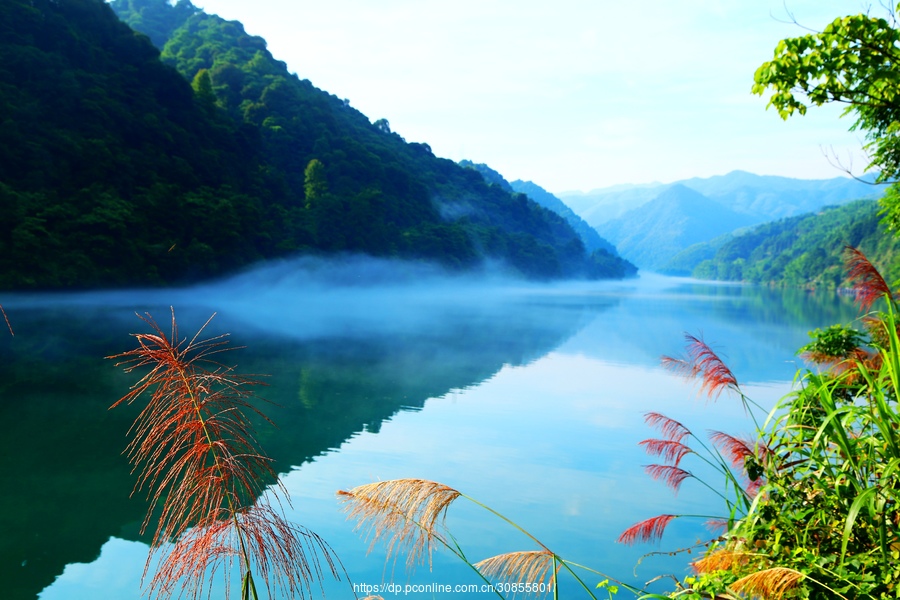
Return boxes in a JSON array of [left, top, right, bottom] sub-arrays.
[[0, 261, 860, 599]]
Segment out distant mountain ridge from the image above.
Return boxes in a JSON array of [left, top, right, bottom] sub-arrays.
[[554, 170, 883, 272], [560, 170, 882, 228], [594, 184, 756, 270], [509, 180, 619, 256]]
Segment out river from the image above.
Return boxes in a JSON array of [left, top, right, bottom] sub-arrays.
[[0, 258, 861, 599]]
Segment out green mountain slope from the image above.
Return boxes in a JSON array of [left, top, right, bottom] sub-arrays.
[[454, 161, 633, 268], [509, 179, 620, 256], [659, 232, 735, 276], [457, 161, 635, 277], [595, 184, 756, 270], [106, 0, 623, 281], [678, 200, 900, 288], [0, 0, 626, 291], [0, 0, 269, 288]]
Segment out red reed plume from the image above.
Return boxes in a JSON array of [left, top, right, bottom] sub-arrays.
[[108, 310, 341, 600], [708, 431, 755, 470], [617, 514, 677, 545], [708, 431, 770, 497], [703, 519, 730, 535], [639, 438, 692, 467], [644, 464, 692, 494], [844, 246, 892, 312], [644, 412, 692, 442], [659, 354, 701, 379], [663, 334, 738, 400]]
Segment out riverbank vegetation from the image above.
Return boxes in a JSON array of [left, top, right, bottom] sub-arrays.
[[666, 199, 900, 288], [337, 247, 900, 600]]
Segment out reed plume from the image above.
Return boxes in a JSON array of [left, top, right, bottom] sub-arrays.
[[337, 478, 461, 570], [662, 334, 739, 400], [730, 567, 804, 600], [643, 464, 692, 494], [639, 438, 692, 467], [338, 479, 633, 598], [474, 550, 557, 593], [617, 514, 677, 545], [108, 309, 340, 600], [844, 246, 892, 312], [643, 412, 692, 443], [703, 518, 730, 535], [708, 430, 771, 495], [690, 548, 753, 574], [0, 304, 11, 335]]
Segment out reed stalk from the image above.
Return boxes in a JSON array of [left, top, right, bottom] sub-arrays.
[[0, 304, 11, 335]]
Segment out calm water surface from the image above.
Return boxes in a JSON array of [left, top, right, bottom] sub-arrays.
[[0, 260, 860, 599]]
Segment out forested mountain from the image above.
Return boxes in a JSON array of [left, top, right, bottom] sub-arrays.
[[0, 0, 627, 290], [458, 160, 516, 193], [109, 0, 629, 280], [561, 170, 880, 228], [595, 185, 756, 270], [669, 199, 900, 288], [456, 160, 628, 261], [508, 180, 620, 256]]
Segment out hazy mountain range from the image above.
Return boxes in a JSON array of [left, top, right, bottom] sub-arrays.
[[556, 171, 883, 270], [560, 170, 880, 228], [456, 161, 622, 257]]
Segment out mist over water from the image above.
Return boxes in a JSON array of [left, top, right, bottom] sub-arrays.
[[2, 254, 629, 340]]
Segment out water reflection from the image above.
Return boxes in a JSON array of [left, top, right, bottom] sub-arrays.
[[3, 263, 613, 600], [0, 265, 862, 599]]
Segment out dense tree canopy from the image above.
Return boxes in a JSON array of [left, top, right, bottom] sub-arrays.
[[0, 0, 635, 289], [113, 0, 635, 280], [753, 5, 900, 230]]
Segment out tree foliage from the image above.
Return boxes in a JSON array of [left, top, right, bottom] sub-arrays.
[[753, 5, 900, 229]]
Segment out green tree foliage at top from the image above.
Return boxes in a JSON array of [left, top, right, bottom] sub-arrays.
[[303, 159, 328, 209], [108, 0, 200, 49], [752, 4, 900, 231], [191, 67, 216, 112]]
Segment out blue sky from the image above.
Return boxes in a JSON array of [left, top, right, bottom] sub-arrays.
[[189, 0, 876, 194]]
